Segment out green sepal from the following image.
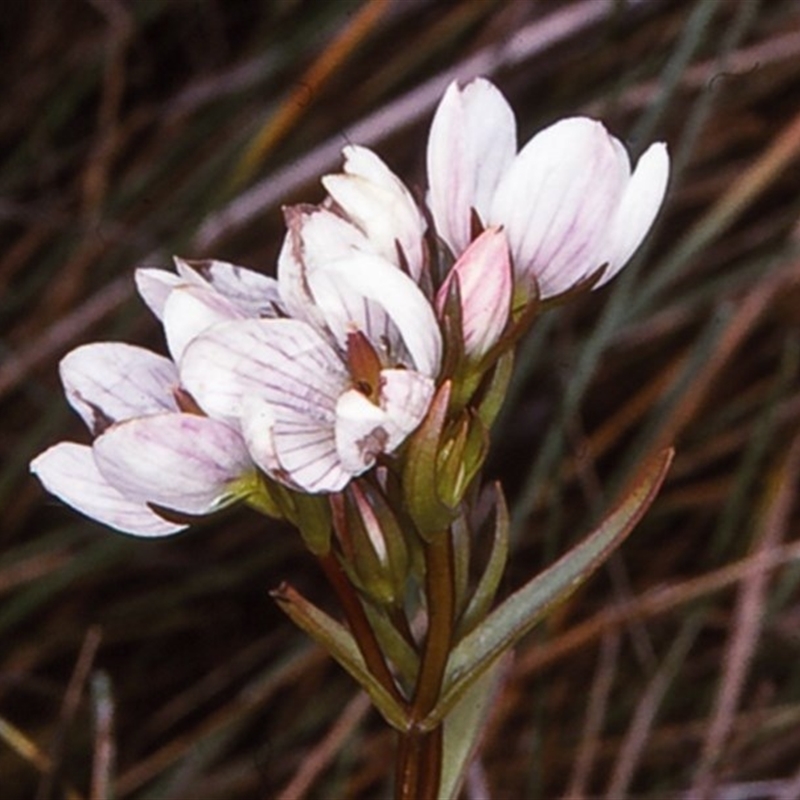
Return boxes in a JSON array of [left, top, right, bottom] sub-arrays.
[[474, 350, 514, 430], [436, 416, 469, 509], [438, 274, 466, 383], [437, 413, 488, 510], [402, 380, 456, 538], [271, 582, 409, 731], [439, 412, 489, 509], [243, 475, 331, 555], [340, 483, 408, 606], [344, 496, 394, 606], [457, 482, 509, 637], [291, 493, 332, 556], [423, 448, 674, 729], [239, 472, 285, 520], [354, 482, 411, 607]]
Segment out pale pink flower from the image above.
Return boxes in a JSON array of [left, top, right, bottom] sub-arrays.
[[135, 257, 283, 361], [31, 342, 255, 536], [427, 78, 670, 298], [322, 145, 428, 281], [181, 248, 442, 493]]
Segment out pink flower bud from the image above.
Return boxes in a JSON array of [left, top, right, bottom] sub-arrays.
[[435, 227, 511, 359]]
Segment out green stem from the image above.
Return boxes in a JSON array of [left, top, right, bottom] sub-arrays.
[[413, 532, 456, 718], [395, 531, 455, 800], [318, 552, 407, 709]]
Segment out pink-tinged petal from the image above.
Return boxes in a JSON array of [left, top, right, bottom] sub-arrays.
[[180, 318, 351, 492], [93, 413, 253, 515], [162, 284, 248, 363], [598, 142, 670, 285], [427, 78, 516, 255], [60, 343, 179, 434], [180, 318, 347, 429], [489, 117, 628, 298], [307, 254, 442, 377], [377, 368, 435, 449], [135, 268, 184, 321], [277, 205, 375, 323], [30, 442, 185, 536], [436, 227, 511, 358], [322, 146, 427, 281], [174, 257, 283, 318]]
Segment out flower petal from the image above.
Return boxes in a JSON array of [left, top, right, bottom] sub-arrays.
[[162, 284, 248, 363], [93, 413, 253, 515], [378, 368, 435, 449], [334, 369, 433, 476], [436, 227, 511, 358], [180, 318, 351, 492], [427, 78, 516, 256], [334, 389, 394, 474], [270, 416, 351, 493], [238, 396, 283, 479], [598, 141, 670, 284], [135, 268, 184, 321], [489, 117, 628, 298], [174, 257, 283, 318], [30, 442, 185, 536], [322, 145, 427, 281], [306, 253, 442, 377], [240, 393, 351, 494], [180, 318, 348, 427], [278, 205, 375, 323], [60, 342, 179, 435]]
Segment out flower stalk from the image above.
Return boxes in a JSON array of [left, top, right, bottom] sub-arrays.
[[321, 516, 407, 709], [397, 530, 457, 799]]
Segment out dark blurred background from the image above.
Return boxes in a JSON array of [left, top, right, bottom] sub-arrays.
[[3, 1, 800, 797]]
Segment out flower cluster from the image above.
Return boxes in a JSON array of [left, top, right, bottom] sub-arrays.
[[32, 77, 669, 537]]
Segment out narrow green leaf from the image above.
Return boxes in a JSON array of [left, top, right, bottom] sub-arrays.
[[271, 584, 409, 731], [425, 448, 674, 728], [439, 654, 509, 800], [362, 603, 419, 690], [458, 482, 509, 637]]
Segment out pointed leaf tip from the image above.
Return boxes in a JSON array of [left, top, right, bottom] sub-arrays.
[[272, 582, 410, 731], [429, 447, 673, 726]]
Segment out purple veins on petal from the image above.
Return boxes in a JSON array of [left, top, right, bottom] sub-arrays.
[[59, 342, 179, 435], [92, 412, 254, 516], [30, 442, 185, 537]]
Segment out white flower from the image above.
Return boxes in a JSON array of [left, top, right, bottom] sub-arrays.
[[427, 78, 670, 299], [136, 257, 283, 362], [181, 251, 442, 493], [322, 145, 428, 281], [31, 342, 256, 536]]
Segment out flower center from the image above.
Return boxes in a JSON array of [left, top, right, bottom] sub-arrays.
[[346, 331, 382, 403]]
